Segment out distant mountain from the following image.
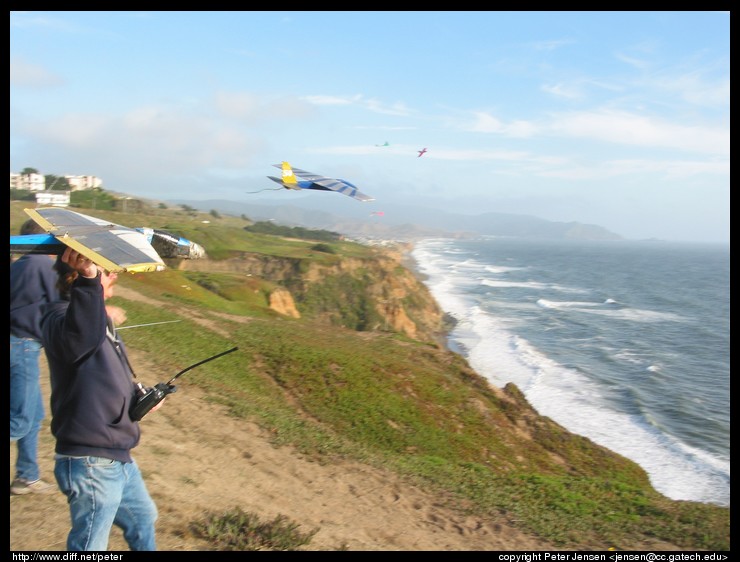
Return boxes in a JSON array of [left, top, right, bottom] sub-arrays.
[[169, 197, 623, 242]]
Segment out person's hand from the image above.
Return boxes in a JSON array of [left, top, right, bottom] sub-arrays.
[[106, 305, 127, 326], [61, 247, 98, 279], [150, 397, 166, 414]]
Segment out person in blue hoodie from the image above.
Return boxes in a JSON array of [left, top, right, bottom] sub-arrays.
[[10, 219, 59, 496], [40, 247, 161, 551]]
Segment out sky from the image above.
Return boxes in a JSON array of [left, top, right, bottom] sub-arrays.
[[10, 11, 730, 243]]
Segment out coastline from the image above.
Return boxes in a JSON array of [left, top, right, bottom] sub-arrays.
[[396, 239, 459, 351], [398, 241, 428, 282], [400, 236, 730, 509]]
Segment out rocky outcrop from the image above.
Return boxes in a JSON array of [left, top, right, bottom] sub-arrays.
[[268, 287, 300, 318]]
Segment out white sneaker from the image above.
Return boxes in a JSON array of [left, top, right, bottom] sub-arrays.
[[10, 478, 56, 495]]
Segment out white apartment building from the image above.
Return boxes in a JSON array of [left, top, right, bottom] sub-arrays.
[[66, 175, 103, 190], [35, 191, 71, 207], [10, 172, 46, 191], [10, 171, 103, 191]]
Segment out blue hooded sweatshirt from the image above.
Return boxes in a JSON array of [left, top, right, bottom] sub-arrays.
[[10, 254, 59, 340], [40, 272, 140, 463]]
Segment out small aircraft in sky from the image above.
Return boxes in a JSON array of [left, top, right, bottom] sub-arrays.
[[375, 141, 390, 147], [267, 162, 375, 202], [417, 148, 428, 157], [10, 207, 206, 273]]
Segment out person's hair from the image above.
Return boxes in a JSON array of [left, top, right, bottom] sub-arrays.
[[54, 255, 77, 300], [20, 219, 46, 236]]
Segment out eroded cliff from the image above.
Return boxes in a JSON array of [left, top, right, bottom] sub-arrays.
[[176, 243, 448, 345]]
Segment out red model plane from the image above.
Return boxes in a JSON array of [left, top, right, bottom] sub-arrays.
[[417, 148, 427, 157]]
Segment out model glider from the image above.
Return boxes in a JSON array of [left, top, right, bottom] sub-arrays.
[[375, 141, 390, 147], [10, 208, 205, 273], [417, 148, 427, 157], [267, 161, 375, 202]]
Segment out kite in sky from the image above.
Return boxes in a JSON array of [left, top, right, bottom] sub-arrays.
[[417, 148, 427, 157]]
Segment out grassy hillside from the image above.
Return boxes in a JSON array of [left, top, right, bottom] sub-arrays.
[[10, 200, 730, 550]]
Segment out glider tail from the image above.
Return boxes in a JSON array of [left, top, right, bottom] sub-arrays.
[[280, 161, 298, 187]]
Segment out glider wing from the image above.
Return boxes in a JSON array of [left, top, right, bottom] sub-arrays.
[[14, 208, 166, 273]]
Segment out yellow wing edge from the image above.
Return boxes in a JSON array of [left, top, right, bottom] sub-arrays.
[[24, 208, 56, 232]]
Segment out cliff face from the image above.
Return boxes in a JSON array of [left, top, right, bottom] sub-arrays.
[[176, 245, 446, 344]]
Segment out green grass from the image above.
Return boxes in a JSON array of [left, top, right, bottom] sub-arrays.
[[11, 199, 730, 551], [191, 508, 319, 551], [117, 293, 730, 551]]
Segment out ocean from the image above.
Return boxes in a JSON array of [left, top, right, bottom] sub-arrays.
[[411, 237, 730, 508]]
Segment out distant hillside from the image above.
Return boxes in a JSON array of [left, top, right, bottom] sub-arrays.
[[170, 198, 622, 242]]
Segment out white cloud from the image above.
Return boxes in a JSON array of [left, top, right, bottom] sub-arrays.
[[530, 39, 575, 51], [605, 158, 729, 178], [549, 110, 729, 156], [464, 112, 539, 137], [20, 102, 266, 181], [541, 82, 582, 100], [538, 157, 729, 181], [659, 73, 730, 108], [10, 13, 79, 31], [302, 94, 411, 116], [362, 98, 411, 116], [302, 94, 360, 106], [10, 57, 63, 88], [353, 125, 416, 131], [214, 92, 262, 118], [214, 92, 316, 121], [614, 51, 652, 70]]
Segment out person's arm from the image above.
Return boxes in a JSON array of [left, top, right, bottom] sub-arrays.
[[40, 255, 60, 303], [54, 249, 109, 361]]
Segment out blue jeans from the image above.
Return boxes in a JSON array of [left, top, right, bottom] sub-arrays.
[[10, 335, 45, 482], [54, 456, 158, 551]]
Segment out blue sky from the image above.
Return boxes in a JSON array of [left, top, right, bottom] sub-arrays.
[[10, 11, 730, 243]]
